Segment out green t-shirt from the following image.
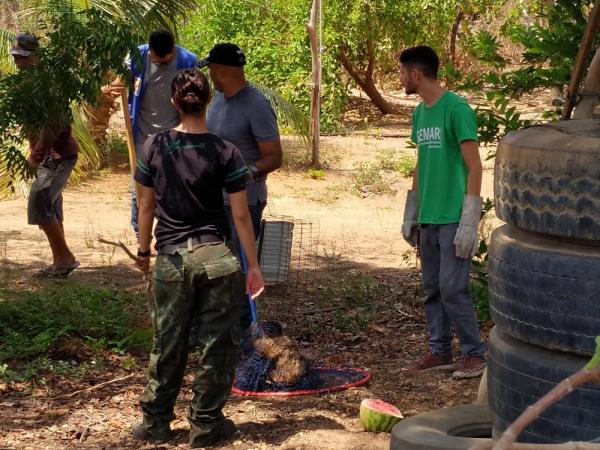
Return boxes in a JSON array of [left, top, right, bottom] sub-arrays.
[[410, 91, 478, 224]]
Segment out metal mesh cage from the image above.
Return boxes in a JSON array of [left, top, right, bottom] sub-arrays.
[[258, 219, 294, 284]]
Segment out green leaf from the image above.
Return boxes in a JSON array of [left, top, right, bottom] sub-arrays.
[[250, 81, 309, 144], [585, 336, 600, 370]]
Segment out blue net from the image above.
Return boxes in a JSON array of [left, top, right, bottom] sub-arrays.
[[235, 352, 323, 392], [234, 321, 371, 395]]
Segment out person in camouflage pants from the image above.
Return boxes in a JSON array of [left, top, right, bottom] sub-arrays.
[[140, 242, 244, 443], [133, 69, 264, 448]]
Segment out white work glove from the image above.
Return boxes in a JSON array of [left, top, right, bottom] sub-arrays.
[[453, 194, 483, 259], [401, 190, 419, 247]]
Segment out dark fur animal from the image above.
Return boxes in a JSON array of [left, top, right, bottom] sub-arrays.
[[253, 322, 308, 385]]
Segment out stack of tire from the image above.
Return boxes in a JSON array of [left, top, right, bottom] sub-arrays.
[[489, 119, 600, 443]]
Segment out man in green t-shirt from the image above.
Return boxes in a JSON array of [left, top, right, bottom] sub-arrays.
[[400, 46, 486, 379]]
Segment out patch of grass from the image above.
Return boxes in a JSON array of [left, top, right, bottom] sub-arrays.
[[333, 311, 370, 331], [281, 138, 345, 172], [375, 149, 400, 170], [306, 168, 326, 180], [0, 280, 151, 381], [375, 149, 417, 177], [341, 274, 384, 305], [0, 235, 9, 285], [281, 138, 310, 170], [396, 155, 417, 177], [351, 161, 395, 195], [328, 275, 386, 331], [1, 357, 107, 384]]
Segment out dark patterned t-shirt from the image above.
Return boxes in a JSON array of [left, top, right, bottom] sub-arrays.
[[134, 130, 251, 249]]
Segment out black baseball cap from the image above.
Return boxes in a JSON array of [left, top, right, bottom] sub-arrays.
[[10, 32, 39, 57], [198, 43, 246, 68]]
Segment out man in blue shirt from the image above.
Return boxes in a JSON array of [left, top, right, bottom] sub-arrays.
[[104, 30, 197, 236]]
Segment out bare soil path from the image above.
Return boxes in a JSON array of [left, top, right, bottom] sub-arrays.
[[0, 97, 510, 449]]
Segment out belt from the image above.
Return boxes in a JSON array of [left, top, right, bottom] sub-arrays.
[[158, 235, 223, 255]]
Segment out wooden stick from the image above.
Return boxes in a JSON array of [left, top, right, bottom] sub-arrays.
[[306, 0, 322, 168], [78, 426, 90, 444], [572, 47, 600, 118], [121, 89, 140, 206], [562, 0, 600, 119], [97, 236, 137, 262], [97, 236, 154, 317], [52, 373, 135, 399]]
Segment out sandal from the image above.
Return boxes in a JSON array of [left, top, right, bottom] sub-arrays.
[[49, 261, 80, 278], [33, 266, 56, 277]]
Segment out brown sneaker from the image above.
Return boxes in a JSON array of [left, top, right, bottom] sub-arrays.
[[408, 351, 455, 372], [452, 355, 486, 379]]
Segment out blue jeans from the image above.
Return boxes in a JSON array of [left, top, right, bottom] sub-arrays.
[[225, 201, 266, 330], [224, 201, 265, 247], [131, 133, 145, 239], [419, 223, 486, 358], [131, 182, 138, 238]]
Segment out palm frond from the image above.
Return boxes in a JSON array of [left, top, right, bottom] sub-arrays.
[[70, 104, 100, 179], [18, 0, 200, 37], [249, 81, 310, 143], [0, 142, 29, 199], [0, 27, 16, 75]]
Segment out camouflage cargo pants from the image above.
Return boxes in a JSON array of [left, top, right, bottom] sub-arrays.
[[139, 241, 244, 438]]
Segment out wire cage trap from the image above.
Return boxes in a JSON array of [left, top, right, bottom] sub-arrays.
[[258, 216, 320, 292]]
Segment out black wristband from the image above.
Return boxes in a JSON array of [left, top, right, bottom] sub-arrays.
[[137, 249, 151, 257]]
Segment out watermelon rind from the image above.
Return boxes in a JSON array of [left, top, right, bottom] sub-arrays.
[[359, 399, 403, 433]]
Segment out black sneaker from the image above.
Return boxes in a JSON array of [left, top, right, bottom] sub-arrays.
[[132, 421, 174, 442], [189, 419, 237, 448]]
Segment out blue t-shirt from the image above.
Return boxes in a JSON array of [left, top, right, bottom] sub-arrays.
[[207, 83, 279, 205]]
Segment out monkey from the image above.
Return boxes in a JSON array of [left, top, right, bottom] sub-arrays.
[[245, 320, 309, 386], [254, 334, 309, 385]]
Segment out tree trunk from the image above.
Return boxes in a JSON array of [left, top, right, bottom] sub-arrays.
[[449, 11, 464, 67], [84, 92, 119, 143], [306, 0, 321, 168], [339, 41, 399, 115], [562, 0, 600, 119], [573, 46, 600, 119]]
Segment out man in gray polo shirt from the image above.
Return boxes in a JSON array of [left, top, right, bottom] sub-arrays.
[[201, 43, 282, 241], [200, 43, 282, 330]]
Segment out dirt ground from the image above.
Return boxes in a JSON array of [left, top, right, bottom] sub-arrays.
[[0, 91, 551, 450]]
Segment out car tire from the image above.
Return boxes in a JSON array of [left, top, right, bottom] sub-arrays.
[[389, 404, 491, 450], [494, 120, 600, 241], [488, 327, 600, 443], [488, 224, 600, 355]]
